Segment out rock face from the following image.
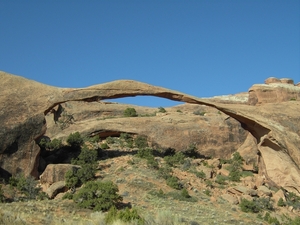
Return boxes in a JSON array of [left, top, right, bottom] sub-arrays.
[[1, 71, 300, 194], [248, 77, 300, 105]]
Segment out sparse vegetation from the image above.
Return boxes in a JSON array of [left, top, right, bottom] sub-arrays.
[[73, 180, 122, 211], [66, 132, 84, 148], [9, 173, 44, 201], [123, 107, 138, 117], [193, 110, 206, 116], [105, 206, 144, 225], [158, 107, 166, 113]]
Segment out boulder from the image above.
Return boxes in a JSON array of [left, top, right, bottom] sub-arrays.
[[227, 185, 257, 196], [265, 77, 281, 84], [220, 194, 239, 205], [257, 185, 272, 197], [46, 181, 66, 199], [40, 164, 80, 185]]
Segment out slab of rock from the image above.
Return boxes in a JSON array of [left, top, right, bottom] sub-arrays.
[[220, 193, 239, 205], [46, 181, 66, 199], [228, 185, 257, 196], [40, 164, 80, 185], [257, 185, 272, 197]]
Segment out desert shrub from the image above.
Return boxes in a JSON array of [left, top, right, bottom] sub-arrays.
[[66, 147, 98, 187], [277, 197, 286, 207], [164, 152, 185, 167], [48, 138, 63, 150], [263, 212, 280, 225], [240, 198, 261, 213], [105, 206, 144, 225], [166, 189, 197, 202], [105, 136, 116, 144], [88, 135, 100, 143], [71, 147, 98, 166], [0, 185, 5, 203], [158, 107, 166, 113], [286, 191, 300, 209], [215, 174, 227, 185], [158, 165, 172, 180], [184, 143, 198, 158], [137, 147, 153, 159], [134, 135, 148, 148], [65, 169, 79, 189], [38, 137, 62, 150], [228, 169, 242, 182], [100, 143, 109, 149], [166, 176, 183, 190], [240, 197, 274, 213], [62, 192, 73, 200], [193, 110, 206, 116], [176, 109, 182, 113], [123, 108, 138, 117], [9, 174, 42, 200], [146, 156, 159, 169], [67, 132, 84, 148], [195, 170, 206, 179], [73, 180, 122, 211]]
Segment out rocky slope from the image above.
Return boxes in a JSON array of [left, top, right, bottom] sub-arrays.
[[1, 71, 300, 195]]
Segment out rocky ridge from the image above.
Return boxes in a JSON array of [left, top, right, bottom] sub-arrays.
[[1, 71, 300, 196]]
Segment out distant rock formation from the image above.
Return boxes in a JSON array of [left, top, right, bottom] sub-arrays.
[[1, 71, 300, 194], [248, 77, 300, 105]]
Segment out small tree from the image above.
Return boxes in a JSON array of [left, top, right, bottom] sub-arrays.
[[123, 108, 138, 117], [67, 132, 84, 148], [158, 107, 166, 113], [73, 180, 123, 211]]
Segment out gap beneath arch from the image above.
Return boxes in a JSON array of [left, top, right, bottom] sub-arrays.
[[105, 96, 184, 108]]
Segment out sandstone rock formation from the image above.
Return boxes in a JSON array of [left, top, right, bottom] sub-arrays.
[[248, 77, 300, 105], [1, 71, 300, 195]]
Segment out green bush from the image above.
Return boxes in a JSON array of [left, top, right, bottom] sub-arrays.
[[215, 174, 227, 185], [73, 181, 122, 211], [38, 137, 62, 150], [158, 107, 166, 113], [67, 132, 84, 148], [123, 108, 138, 117], [263, 212, 280, 225], [9, 173, 43, 200], [66, 147, 98, 188], [134, 136, 148, 149], [100, 143, 109, 149], [158, 166, 172, 180], [166, 176, 183, 190], [277, 197, 286, 207], [105, 136, 115, 144], [62, 192, 73, 200], [105, 206, 144, 225], [240, 197, 274, 213], [195, 170, 206, 179], [240, 198, 261, 213], [164, 152, 185, 167]]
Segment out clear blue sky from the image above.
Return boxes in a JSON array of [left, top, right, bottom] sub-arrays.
[[1, 0, 299, 107]]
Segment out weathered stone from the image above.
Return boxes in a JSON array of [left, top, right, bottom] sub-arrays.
[[257, 185, 272, 197], [265, 77, 281, 84], [227, 185, 257, 196], [220, 194, 239, 205], [40, 164, 80, 185], [46, 181, 66, 199]]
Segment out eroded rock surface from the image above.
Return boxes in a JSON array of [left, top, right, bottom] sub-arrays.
[[1, 71, 300, 194]]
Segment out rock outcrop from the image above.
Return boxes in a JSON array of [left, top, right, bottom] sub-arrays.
[[1, 71, 300, 194], [248, 77, 300, 105]]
